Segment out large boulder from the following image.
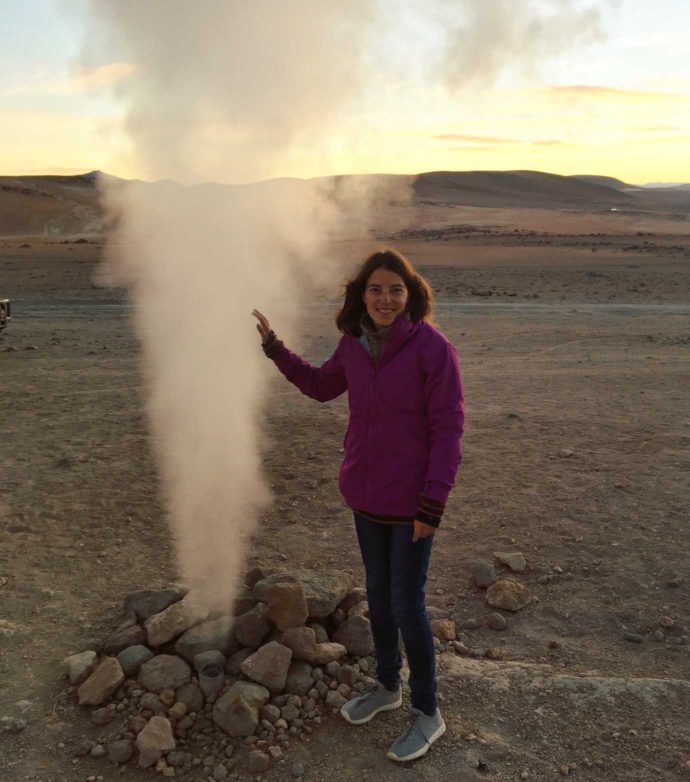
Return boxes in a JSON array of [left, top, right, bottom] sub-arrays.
[[102, 621, 146, 655], [123, 588, 186, 622], [265, 582, 309, 631], [486, 579, 531, 612], [281, 626, 347, 665], [332, 615, 375, 656], [117, 645, 155, 677], [77, 657, 125, 706], [239, 642, 292, 692], [212, 681, 270, 737], [174, 615, 237, 663], [251, 573, 300, 602], [300, 571, 353, 619], [138, 655, 191, 693], [136, 716, 175, 768], [233, 603, 271, 648], [144, 594, 209, 647]]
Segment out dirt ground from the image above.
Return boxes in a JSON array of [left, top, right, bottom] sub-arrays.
[[1, 207, 689, 781]]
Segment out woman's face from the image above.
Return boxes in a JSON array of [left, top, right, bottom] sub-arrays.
[[362, 267, 409, 330]]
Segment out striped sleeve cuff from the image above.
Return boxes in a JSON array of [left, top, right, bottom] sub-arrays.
[[262, 331, 284, 359], [416, 495, 445, 528]]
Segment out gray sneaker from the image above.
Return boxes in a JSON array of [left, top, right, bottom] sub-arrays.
[[340, 682, 402, 725], [387, 707, 446, 762]]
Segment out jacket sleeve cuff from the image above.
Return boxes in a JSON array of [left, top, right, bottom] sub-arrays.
[[262, 330, 284, 359], [416, 495, 445, 528]]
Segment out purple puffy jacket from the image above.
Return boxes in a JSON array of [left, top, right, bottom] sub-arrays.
[[268, 315, 464, 523]]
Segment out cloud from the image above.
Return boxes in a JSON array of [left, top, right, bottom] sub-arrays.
[[434, 133, 521, 144], [434, 133, 563, 147], [439, 0, 608, 89], [545, 84, 690, 102], [2, 62, 137, 98]]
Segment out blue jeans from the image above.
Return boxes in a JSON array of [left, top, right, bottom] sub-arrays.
[[353, 512, 437, 715]]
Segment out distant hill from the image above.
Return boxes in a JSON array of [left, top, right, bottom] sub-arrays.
[[1, 169, 689, 237], [0, 171, 105, 236]]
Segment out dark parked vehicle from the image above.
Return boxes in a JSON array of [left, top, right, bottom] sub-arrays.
[[0, 299, 11, 331]]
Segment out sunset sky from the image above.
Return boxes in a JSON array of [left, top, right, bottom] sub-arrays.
[[1, 0, 689, 184]]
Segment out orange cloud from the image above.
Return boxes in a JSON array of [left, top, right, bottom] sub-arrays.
[[544, 84, 690, 102], [434, 133, 563, 147]]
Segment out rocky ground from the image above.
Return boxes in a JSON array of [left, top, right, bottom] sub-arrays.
[[1, 215, 689, 781]]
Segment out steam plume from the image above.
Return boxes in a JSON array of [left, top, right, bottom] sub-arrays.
[[73, 0, 608, 612]]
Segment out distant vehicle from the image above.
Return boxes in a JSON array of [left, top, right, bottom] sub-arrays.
[[0, 299, 11, 331]]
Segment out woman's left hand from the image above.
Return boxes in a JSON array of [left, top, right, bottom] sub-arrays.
[[412, 520, 437, 542]]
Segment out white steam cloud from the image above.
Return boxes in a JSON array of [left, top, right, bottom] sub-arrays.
[[73, 0, 608, 611]]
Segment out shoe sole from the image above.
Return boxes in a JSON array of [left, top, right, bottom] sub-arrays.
[[340, 693, 402, 725], [386, 719, 447, 762]]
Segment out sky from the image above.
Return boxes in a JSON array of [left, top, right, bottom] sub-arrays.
[[1, 0, 689, 184]]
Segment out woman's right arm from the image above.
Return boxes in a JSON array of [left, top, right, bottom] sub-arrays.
[[252, 309, 347, 403]]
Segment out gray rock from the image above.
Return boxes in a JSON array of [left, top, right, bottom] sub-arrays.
[[91, 706, 113, 725], [233, 603, 271, 648], [494, 551, 527, 573], [260, 704, 281, 724], [240, 641, 293, 691], [77, 657, 125, 706], [324, 690, 347, 708], [139, 655, 191, 693], [338, 587, 368, 615], [166, 750, 192, 768], [252, 573, 301, 602], [136, 716, 175, 768], [300, 571, 353, 619], [117, 645, 154, 677], [212, 681, 270, 737], [247, 750, 271, 774], [123, 588, 186, 622], [225, 648, 253, 675], [285, 661, 313, 695], [337, 664, 358, 686], [332, 615, 375, 656], [472, 559, 497, 589], [232, 589, 258, 616], [63, 650, 97, 685], [244, 567, 266, 589], [485, 579, 532, 612], [102, 623, 146, 655], [486, 612, 507, 631], [307, 622, 329, 644], [107, 739, 134, 764], [144, 595, 209, 648], [140, 692, 167, 714], [175, 682, 203, 712], [90, 744, 106, 758], [175, 615, 237, 663], [265, 581, 309, 631], [347, 601, 369, 619]]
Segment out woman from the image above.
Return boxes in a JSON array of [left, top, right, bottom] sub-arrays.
[[252, 249, 463, 762]]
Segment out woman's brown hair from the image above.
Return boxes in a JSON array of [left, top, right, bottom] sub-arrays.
[[336, 249, 435, 336]]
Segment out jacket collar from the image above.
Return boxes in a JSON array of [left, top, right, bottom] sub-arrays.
[[376, 314, 418, 367]]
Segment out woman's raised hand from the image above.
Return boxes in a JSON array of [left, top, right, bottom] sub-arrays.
[[251, 309, 272, 344]]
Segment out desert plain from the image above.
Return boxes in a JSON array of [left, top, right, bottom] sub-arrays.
[[0, 171, 689, 781]]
